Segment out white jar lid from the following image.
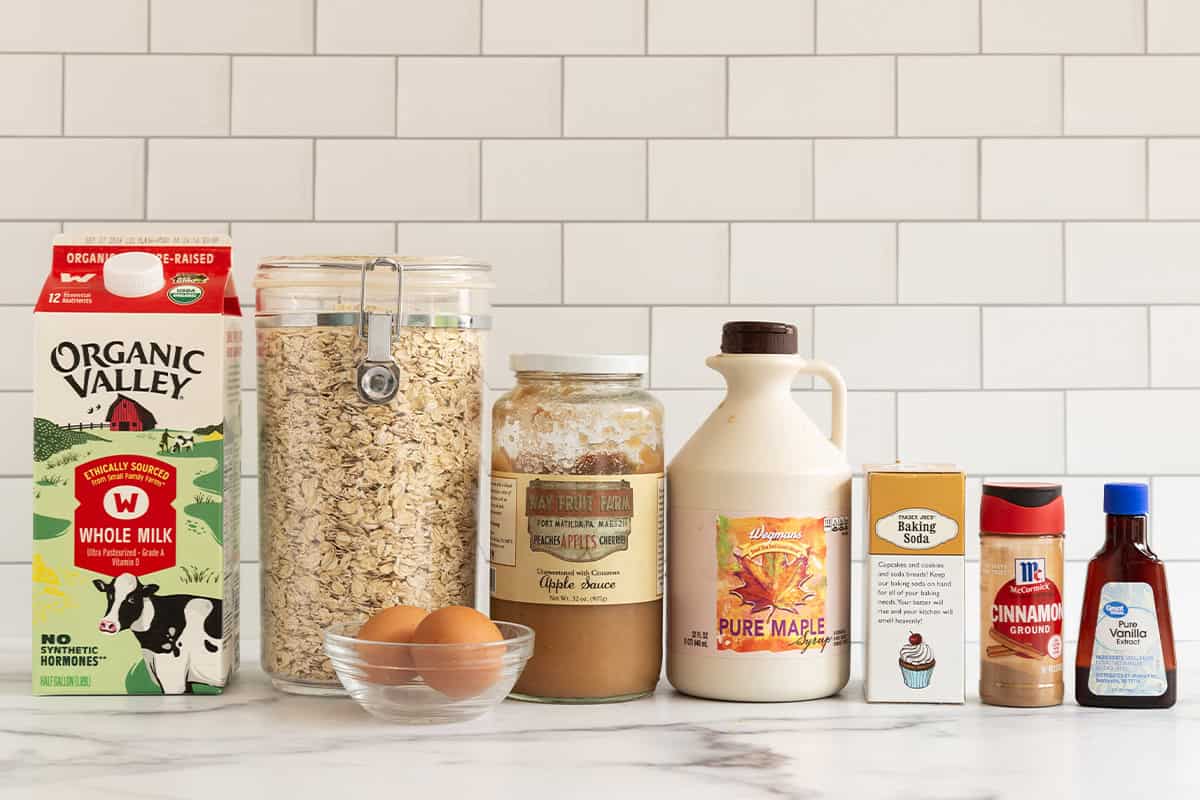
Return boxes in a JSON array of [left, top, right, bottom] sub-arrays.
[[103, 251, 165, 298], [510, 353, 649, 375]]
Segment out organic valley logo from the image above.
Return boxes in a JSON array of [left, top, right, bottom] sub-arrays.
[[49, 340, 205, 400]]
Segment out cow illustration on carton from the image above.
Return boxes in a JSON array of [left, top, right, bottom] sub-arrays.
[[32, 235, 241, 696], [93, 573, 226, 693]]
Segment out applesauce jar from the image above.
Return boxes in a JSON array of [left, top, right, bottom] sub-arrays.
[[489, 354, 663, 703]]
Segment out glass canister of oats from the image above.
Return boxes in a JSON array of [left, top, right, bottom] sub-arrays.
[[490, 354, 664, 702], [255, 256, 490, 694]]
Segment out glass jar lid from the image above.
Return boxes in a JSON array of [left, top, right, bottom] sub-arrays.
[[510, 353, 648, 375], [255, 255, 492, 330]]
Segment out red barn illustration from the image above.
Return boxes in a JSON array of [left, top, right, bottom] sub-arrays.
[[105, 394, 157, 432]]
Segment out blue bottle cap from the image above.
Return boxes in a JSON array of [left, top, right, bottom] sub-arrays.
[[1104, 482, 1149, 516]]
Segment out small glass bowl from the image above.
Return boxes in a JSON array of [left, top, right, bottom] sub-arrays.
[[323, 621, 534, 724]]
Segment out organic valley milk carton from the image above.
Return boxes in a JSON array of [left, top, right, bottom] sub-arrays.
[[864, 464, 965, 703], [32, 235, 240, 695]]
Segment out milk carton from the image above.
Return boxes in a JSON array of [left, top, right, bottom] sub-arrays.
[[864, 464, 965, 703], [32, 235, 240, 695]]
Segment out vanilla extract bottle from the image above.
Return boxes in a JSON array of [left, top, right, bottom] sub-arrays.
[[1075, 483, 1177, 709]]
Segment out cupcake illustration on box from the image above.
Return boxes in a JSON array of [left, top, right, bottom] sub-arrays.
[[899, 633, 935, 689]]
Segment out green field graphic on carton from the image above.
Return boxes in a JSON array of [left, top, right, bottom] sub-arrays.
[[33, 514, 70, 540]]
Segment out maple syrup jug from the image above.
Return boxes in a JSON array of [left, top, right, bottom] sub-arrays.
[[666, 322, 852, 702]]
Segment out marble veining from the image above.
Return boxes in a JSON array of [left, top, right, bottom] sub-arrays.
[[2, 640, 1195, 799]]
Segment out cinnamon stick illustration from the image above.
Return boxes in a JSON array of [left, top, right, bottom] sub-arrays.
[[988, 628, 1046, 660]]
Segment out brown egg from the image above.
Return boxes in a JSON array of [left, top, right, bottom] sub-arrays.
[[411, 606, 505, 700], [355, 605, 428, 685]]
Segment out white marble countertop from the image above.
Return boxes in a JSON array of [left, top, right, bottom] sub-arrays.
[[2, 640, 1195, 799]]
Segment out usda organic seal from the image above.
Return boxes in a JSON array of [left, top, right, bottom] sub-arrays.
[[167, 285, 203, 305]]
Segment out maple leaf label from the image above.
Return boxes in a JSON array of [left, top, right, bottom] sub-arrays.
[[729, 550, 815, 618], [715, 515, 833, 654]]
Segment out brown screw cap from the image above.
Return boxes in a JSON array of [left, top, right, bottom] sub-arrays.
[[720, 321, 798, 355]]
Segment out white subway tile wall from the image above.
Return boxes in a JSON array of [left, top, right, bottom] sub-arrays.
[[5, 0, 1199, 641]]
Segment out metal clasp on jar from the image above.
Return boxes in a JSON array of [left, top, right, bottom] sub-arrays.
[[355, 257, 405, 404]]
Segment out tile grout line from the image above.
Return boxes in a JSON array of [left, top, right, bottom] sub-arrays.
[[726, 222, 732, 303], [977, 0, 983, 53], [810, 140, 817, 217], [893, 389, 900, 461], [7, 134, 1200, 142], [647, 303, 654, 384], [978, 305, 985, 388], [644, 139, 650, 220], [892, 55, 898, 135], [142, 138, 149, 219], [16, 218, 1200, 227], [1146, 304, 1153, 387], [1144, 0, 1150, 53], [8, 50, 1200, 57], [723, 57, 730, 136], [812, 0, 818, 53], [976, 138, 982, 219], [312, 0, 318, 55], [1060, 221, 1068, 302], [1062, 390, 1069, 474], [893, 222, 900, 303], [1061, 55, 1067, 134], [59, 54, 65, 135], [227, 55, 234, 136], [477, 139, 483, 220], [1145, 137, 1151, 218]]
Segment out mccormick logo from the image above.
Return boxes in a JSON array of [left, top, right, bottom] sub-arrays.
[[1014, 557, 1047, 586], [49, 339, 205, 400]]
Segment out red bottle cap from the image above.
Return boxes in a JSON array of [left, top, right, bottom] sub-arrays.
[[980, 482, 1064, 535]]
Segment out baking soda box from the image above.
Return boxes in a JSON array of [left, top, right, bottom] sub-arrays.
[[32, 235, 241, 695], [864, 464, 965, 703]]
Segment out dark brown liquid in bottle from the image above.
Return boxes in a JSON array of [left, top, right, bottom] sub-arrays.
[[1075, 514, 1177, 708]]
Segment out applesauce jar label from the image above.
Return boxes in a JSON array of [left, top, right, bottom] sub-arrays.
[[490, 472, 664, 605], [1088, 582, 1168, 697]]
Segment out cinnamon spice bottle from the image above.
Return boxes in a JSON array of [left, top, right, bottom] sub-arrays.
[[1075, 483, 1177, 708], [979, 483, 1065, 707]]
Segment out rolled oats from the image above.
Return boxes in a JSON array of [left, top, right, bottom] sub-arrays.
[[258, 325, 482, 685]]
